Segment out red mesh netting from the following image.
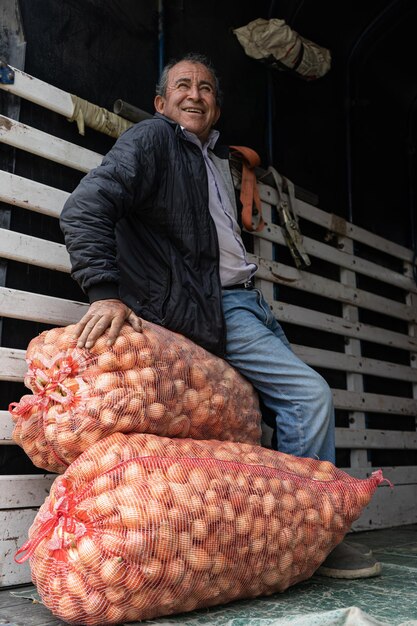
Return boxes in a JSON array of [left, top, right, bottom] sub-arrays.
[[9, 322, 261, 472], [16, 432, 384, 625]]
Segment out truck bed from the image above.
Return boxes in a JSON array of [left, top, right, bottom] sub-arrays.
[[0, 525, 416, 626]]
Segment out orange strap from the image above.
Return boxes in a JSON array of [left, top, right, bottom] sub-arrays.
[[230, 145, 265, 232]]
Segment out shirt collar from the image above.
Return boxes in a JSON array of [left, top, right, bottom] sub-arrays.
[[182, 127, 220, 152]]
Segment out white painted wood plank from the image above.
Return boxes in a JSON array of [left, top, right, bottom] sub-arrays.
[[297, 200, 413, 261], [253, 217, 417, 294], [0, 115, 102, 172], [0, 228, 71, 272], [340, 234, 367, 468], [0, 475, 54, 508], [257, 182, 414, 263], [332, 389, 417, 414], [336, 427, 417, 449], [346, 465, 417, 483], [296, 198, 414, 263], [0, 347, 26, 381], [250, 254, 301, 283], [0, 66, 74, 117], [0, 169, 67, 218], [405, 289, 417, 451], [0, 508, 37, 586], [250, 254, 415, 322], [0, 65, 134, 139], [293, 344, 417, 383], [253, 204, 275, 303], [252, 204, 277, 454], [256, 183, 282, 207], [344, 465, 417, 528], [0, 410, 14, 442], [270, 299, 417, 353], [352, 482, 417, 530], [0, 286, 87, 325]]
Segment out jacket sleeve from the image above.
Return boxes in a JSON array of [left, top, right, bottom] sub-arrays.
[[60, 120, 161, 301]]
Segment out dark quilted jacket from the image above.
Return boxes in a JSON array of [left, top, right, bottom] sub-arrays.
[[60, 114, 228, 356]]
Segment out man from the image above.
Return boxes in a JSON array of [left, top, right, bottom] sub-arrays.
[[60, 52, 380, 579]]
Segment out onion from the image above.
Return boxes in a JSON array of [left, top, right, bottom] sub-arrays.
[[76, 535, 103, 571], [123, 369, 142, 387], [163, 557, 187, 585], [166, 462, 188, 484], [182, 389, 199, 411], [141, 557, 163, 581], [186, 546, 212, 571], [320, 495, 335, 527], [97, 351, 119, 372], [99, 556, 126, 586], [210, 393, 226, 410], [94, 372, 121, 393], [56, 595, 84, 623], [66, 570, 90, 602], [235, 512, 252, 535], [189, 364, 207, 389], [166, 414, 190, 437], [190, 401, 211, 425], [152, 525, 179, 560], [146, 402, 166, 422], [191, 518, 209, 541], [197, 384, 213, 402], [103, 604, 127, 624], [136, 348, 154, 368], [92, 492, 118, 517], [81, 589, 108, 620], [262, 492, 276, 516]]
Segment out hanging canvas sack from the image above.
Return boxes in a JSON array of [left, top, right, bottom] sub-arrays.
[[234, 18, 331, 80]]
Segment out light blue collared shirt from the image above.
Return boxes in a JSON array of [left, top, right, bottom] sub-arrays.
[[183, 128, 257, 287]]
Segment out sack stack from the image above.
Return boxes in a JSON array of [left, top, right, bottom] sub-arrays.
[[12, 324, 384, 625]]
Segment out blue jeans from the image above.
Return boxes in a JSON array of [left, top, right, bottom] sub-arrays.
[[222, 288, 335, 463]]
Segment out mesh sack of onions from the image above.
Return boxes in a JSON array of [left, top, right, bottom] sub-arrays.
[[16, 432, 385, 625], [9, 321, 261, 473]]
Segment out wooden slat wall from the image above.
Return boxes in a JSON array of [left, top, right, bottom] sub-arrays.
[[254, 178, 417, 530], [0, 70, 416, 574]]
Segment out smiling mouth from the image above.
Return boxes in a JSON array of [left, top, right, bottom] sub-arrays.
[[183, 108, 204, 114]]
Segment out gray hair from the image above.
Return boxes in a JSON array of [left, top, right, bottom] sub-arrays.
[[156, 53, 223, 106]]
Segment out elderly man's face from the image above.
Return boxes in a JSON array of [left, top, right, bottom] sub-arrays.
[[154, 61, 220, 144]]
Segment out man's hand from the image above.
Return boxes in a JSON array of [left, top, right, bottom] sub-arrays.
[[72, 299, 143, 349]]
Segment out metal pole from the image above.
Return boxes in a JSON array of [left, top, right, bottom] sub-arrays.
[[158, 0, 165, 80], [112, 99, 152, 123]]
